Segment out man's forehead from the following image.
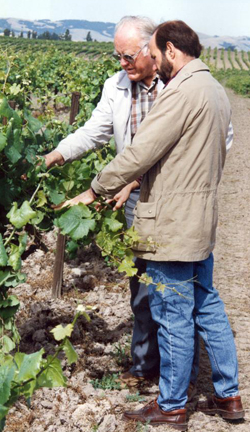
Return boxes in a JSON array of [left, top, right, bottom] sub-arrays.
[[148, 33, 156, 50], [115, 25, 143, 42]]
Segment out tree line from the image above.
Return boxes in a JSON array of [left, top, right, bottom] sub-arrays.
[[2, 28, 93, 41]]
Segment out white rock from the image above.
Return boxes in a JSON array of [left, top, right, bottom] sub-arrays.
[[71, 268, 86, 277]]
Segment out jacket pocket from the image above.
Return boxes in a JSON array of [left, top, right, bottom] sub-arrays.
[[133, 201, 157, 252], [133, 201, 156, 218]]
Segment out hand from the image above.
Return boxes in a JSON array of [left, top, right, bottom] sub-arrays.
[[105, 180, 139, 211], [44, 150, 65, 168], [53, 188, 97, 210]]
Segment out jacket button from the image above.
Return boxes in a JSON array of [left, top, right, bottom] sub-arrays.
[[148, 210, 152, 213]]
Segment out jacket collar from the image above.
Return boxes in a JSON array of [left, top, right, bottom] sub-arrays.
[[165, 58, 210, 91], [116, 70, 132, 90]]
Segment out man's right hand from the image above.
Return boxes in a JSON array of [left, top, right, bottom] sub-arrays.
[[44, 150, 65, 168], [105, 180, 140, 210]]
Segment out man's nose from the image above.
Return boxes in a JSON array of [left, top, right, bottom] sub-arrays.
[[120, 57, 130, 67]]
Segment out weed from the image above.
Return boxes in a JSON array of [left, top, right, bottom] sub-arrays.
[[112, 342, 131, 367], [90, 373, 121, 390], [126, 392, 146, 403]]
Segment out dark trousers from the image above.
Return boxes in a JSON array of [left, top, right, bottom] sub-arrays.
[[125, 190, 160, 376]]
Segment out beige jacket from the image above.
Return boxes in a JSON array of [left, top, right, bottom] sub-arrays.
[[91, 59, 231, 262]]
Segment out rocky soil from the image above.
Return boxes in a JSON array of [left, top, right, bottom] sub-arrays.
[[4, 88, 250, 432]]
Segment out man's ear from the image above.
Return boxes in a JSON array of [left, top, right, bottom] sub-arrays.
[[166, 41, 175, 59]]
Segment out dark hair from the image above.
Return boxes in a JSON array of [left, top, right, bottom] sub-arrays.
[[155, 20, 202, 58]]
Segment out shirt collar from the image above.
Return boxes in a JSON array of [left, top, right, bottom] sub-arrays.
[[134, 75, 159, 93]]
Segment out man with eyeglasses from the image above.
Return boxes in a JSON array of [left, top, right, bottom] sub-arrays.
[[45, 15, 164, 386]]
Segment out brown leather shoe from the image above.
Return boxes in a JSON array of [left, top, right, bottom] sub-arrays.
[[197, 395, 245, 420], [123, 399, 187, 431]]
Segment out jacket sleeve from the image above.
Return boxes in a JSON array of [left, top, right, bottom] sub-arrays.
[[55, 78, 115, 163], [91, 89, 192, 198]]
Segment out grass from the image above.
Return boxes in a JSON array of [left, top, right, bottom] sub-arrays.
[[126, 391, 146, 403], [212, 69, 250, 96], [90, 373, 122, 390], [112, 341, 131, 367]]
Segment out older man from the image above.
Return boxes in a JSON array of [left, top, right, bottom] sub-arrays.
[[45, 16, 163, 384], [63, 21, 243, 430]]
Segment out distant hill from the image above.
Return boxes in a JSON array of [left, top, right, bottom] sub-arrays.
[[0, 18, 115, 42], [1, 18, 250, 50], [198, 32, 250, 52]]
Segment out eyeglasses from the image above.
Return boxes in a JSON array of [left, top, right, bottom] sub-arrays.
[[113, 43, 148, 64]]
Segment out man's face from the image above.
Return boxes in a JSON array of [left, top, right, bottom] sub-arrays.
[[149, 33, 173, 84], [114, 27, 157, 85]]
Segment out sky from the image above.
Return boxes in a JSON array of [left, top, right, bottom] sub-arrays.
[[1, 0, 250, 37]]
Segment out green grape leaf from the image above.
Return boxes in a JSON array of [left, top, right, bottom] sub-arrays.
[[20, 377, 37, 400], [36, 190, 47, 207], [96, 230, 116, 255], [69, 219, 96, 241], [0, 234, 8, 267], [48, 189, 65, 205], [0, 133, 7, 152], [30, 210, 44, 226], [8, 234, 28, 271], [24, 110, 43, 133], [156, 282, 166, 293], [0, 295, 20, 320], [36, 357, 67, 388], [2, 336, 15, 354], [0, 295, 20, 308], [104, 217, 123, 232], [9, 83, 22, 96], [139, 273, 153, 286], [4, 143, 22, 164], [124, 226, 141, 243], [0, 97, 22, 128], [13, 352, 25, 369], [0, 404, 9, 423], [57, 204, 96, 241], [62, 180, 74, 191], [0, 270, 15, 287], [51, 323, 73, 341], [7, 201, 37, 229], [118, 256, 138, 277], [0, 363, 15, 405], [16, 349, 45, 383], [2, 271, 26, 288], [63, 339, 78, 365]]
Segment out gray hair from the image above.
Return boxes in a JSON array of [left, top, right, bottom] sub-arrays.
[[115, 16, 157, 45]]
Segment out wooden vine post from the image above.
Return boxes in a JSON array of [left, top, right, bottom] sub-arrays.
[[52, 92, 81, 298]]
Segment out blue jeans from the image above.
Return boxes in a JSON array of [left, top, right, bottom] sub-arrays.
[[125, 190, 199, 381], [146, 254, 239, 411]]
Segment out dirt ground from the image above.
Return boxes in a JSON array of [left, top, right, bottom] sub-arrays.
[[4, 88, 250, 432]]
